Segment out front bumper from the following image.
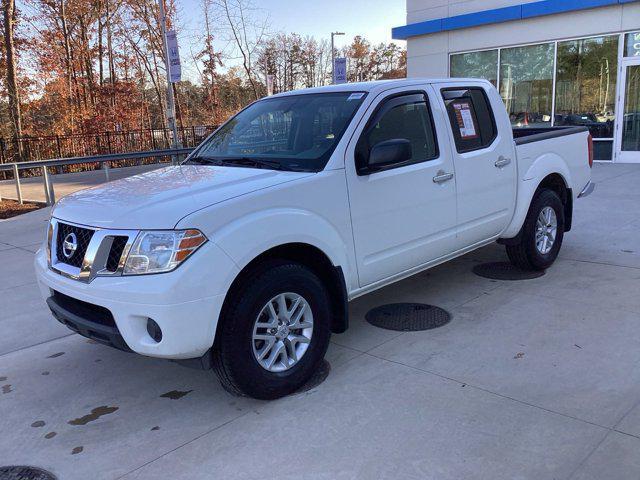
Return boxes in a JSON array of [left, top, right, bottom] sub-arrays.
[[47, 292, 133, 352], [35, 244, 238, 359]]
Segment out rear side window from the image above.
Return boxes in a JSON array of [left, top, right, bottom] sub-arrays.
[[442, 87, 497, 153]]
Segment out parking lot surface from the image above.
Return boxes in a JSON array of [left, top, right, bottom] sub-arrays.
[[1, 163, 640, 479]]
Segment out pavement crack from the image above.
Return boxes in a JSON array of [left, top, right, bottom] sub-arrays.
[[0, 333, 74, 359], [562, 257, 640, 272], [115, 411, 251, 479], [564, 430, 611, 480], [363, 351, 612, 434], [612, 429, 640, 440], [0, 241, 41, 253], [0, 281, 39, 293]]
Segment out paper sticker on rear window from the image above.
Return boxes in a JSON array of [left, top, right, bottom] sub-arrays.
[[453, 102, 478, 139]]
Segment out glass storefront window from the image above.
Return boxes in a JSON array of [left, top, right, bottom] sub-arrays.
[[499, 43, 554, 128], [450, 50, 499, 86], [624, 32, 640, 58], [555, 36, 618, 138], [449, 33, 635, 160], [621, 64, 640, 152]]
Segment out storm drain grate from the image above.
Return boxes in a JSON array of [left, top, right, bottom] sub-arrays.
[[472, 262, 545, 281], [0, 466, 57, 480], [296, 360, 331, 394], [365, 303, 451, 332]]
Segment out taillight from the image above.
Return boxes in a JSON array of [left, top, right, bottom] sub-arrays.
[[587, 134, 594, 168]]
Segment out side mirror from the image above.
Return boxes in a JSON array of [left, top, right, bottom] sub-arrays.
[[359, 139, 412, 175]]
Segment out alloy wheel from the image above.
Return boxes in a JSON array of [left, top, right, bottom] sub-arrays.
[[251, 292, 314, 372], [535, 206, 557, 255]]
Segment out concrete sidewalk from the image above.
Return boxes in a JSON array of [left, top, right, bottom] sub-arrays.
[[1, 163, 640, 479]]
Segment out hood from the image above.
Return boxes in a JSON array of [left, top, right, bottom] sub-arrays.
[[53, 165, 313, 229]]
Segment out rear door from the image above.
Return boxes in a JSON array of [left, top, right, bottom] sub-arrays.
[[439, 84, 517, 248], [345, 86, 458, 287]]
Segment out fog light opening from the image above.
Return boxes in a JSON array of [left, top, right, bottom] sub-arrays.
[[146, 318, 163, 343]]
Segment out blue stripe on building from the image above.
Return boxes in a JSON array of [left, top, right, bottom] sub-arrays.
[[392, 0, 638, 40]]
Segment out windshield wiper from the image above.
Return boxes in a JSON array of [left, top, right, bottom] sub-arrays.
[[185, 155, 302, 172], [218, 157, 285, 171], [184, 155, 223, 166]]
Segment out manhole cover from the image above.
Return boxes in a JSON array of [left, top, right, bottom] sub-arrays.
[[296, 360, 331, 394], [472, 262, 545, 281], [0, 466, 56, 480], [365, 303, 451, 331]]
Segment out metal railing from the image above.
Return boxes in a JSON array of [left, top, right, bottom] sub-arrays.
[[0, 126, 216, 164], [0, 147, 194, 206]]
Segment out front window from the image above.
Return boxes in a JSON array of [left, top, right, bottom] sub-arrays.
[[190, 92, 367, 172], [358, 94, 438, 165]]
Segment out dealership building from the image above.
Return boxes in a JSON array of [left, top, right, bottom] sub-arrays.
[[393, 0, 640, 162]]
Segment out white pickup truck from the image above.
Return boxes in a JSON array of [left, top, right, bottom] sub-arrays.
[[35, 79, 594, 399]]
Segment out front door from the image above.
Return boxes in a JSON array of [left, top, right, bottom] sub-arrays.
[[345, 87, 458, 287], [616, 60, 640, 163]]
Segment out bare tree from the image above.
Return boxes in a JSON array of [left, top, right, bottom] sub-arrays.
[[213, 0, 267, 100], [198, 0, 223, 122], [2, 0, 22, 159], [258, 34, 333, 93]]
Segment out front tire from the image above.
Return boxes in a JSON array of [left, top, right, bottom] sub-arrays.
[[506, 189, 565, 271], [212, 262, 331, 400]]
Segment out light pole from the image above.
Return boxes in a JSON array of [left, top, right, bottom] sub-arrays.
[[331, 31, 345, 84], [158, 0, 180, 153]]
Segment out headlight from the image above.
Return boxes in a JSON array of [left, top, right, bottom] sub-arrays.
[[123, 229, 207, 275]]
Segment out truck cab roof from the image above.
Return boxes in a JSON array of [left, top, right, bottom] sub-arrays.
[[270, 78, 494, 99]]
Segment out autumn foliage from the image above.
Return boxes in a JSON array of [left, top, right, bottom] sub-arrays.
[[0, 0, 406, 158]]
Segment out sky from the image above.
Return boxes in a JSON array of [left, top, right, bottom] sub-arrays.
[[177, 0, 406, 79], [182, 0, 406, 45], [241, 0, 407, 45]]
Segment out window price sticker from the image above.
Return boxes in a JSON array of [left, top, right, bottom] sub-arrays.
[[453, 102, 478, 139]]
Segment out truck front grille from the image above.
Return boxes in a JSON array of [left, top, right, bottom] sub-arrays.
[[105, 236, 129, 272], [55, 223, 95, 268], [48, 219, 139, 283]]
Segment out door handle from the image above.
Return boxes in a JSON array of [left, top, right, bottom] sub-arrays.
[[433, 171, 454, 184], [495, 156, 512, 168]]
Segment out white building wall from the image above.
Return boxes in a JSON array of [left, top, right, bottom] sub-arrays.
[[406, 1, 640, 78], [407, 0, 536, 24]]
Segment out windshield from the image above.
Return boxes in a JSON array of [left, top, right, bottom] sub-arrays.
[[190, 92, 367, 172]]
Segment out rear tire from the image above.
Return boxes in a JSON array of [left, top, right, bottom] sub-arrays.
[[212, 262, 331, 400], [506, 189, 565, 271]]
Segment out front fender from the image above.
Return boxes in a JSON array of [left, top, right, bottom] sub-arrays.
[[203, 207, 356, 291], [501, 153, 572, 239]]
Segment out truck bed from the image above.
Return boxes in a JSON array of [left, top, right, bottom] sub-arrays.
[[512, 125, 591, 200], [512, 126, 589, 145]]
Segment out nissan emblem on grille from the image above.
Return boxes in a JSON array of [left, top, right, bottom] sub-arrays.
[[62, 232, 78, 259]]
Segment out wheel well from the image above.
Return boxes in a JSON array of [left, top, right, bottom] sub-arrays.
[[538, 173, 573, 232], [218, 243, 349, 338]]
